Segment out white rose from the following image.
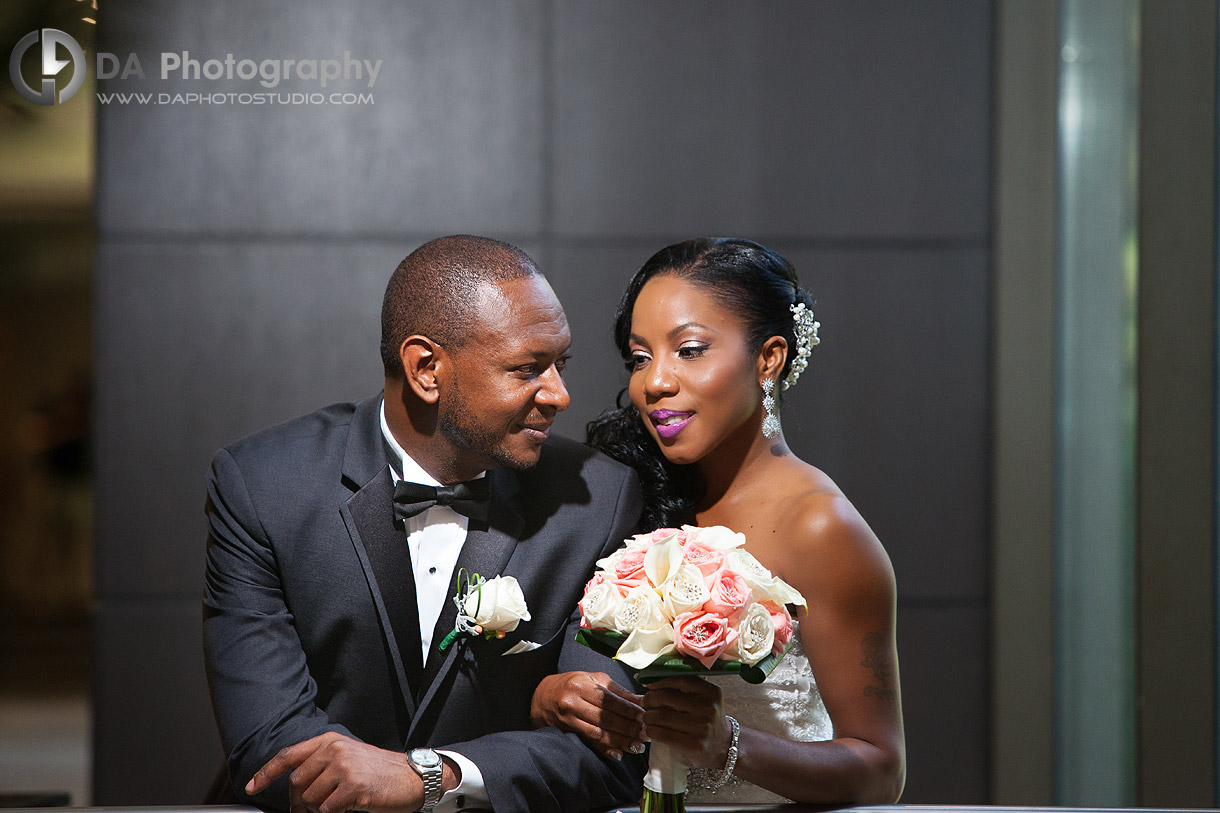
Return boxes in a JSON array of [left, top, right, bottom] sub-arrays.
[[661, 564, 711, 619], [684, 524, 746, 551], [613, 584, 669, 634], [595, 547, 628, 572], [580, 575, 625, 630], [462, 575, 531, 632], [615, 625, 677, 670], [726, 548, 807, 610], [728, 603, 776, 665]]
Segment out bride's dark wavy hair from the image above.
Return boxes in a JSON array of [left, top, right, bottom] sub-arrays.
[[586, 237, 815, 529]]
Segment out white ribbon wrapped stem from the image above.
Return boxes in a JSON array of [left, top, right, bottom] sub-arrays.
[[643, 741, 689, 794]]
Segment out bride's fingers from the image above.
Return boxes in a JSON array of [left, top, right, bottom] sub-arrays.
[[568, 697, 647, 759], [642, 705, 714, 737], [642, 683, 721, 715], [641, 715, 719, 763]]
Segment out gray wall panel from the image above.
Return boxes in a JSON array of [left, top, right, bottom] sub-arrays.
[[552, 1, 991, 239], [898, 604, 989, 803], [95, 242, 400, 597], [788, 247, 990, 602], [98, 1, 547, 237]]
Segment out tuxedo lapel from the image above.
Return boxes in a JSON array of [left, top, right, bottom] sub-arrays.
[[338, 396, 420, 726], [409, 468, 523, 738]]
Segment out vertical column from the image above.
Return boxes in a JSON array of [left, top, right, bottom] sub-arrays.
[[1054, 0, 1140, 805]]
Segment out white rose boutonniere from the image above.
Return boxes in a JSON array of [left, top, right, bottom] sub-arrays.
[[439, 570, 531, 651]]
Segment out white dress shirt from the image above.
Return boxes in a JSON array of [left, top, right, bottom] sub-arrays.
[[380, 400, 489, 812]]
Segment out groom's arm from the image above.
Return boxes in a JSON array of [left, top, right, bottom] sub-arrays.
[[442, 464, 647, 813], [203, 447, 351, 810]]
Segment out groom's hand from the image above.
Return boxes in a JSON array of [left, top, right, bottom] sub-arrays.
[[530, 671, 647, 761], [245, 732, 457, 813]]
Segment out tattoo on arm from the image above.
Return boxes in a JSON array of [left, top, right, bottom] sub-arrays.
[[860, 632, 896, 700]]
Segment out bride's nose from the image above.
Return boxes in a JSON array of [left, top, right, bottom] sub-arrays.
[[642, 356, 678, 398]]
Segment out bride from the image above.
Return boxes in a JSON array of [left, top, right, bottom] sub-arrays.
[[530, 238, 905, 804]]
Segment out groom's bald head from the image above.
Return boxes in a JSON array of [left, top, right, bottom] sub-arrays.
[[380, 235, 540, 378]]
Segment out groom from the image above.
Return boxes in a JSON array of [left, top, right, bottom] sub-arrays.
[[203, 235, 645, 813]]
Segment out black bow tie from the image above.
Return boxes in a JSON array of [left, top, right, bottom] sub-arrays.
[[392, 478, 491, 523]]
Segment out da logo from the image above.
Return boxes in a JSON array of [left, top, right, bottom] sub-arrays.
[[9, 29, 86, 105]]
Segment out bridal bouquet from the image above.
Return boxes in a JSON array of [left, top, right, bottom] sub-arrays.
[[576, 525, 806, 813]]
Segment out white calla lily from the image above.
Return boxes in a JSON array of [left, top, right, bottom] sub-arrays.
[[726, 548, 807, 610], [615, 625, 677, 670], [644, 533, 684, 588], [684, 524, 746, 551]]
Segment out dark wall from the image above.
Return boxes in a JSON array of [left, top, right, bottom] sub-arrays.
[[94, 0, 992, 803]]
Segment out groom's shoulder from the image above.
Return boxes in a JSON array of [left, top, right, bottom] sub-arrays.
[[219, 396, 369, 468], [527, 433, 635, 486]]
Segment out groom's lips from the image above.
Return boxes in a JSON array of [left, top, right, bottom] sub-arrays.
[[650, 409, 693, 439], [520, 421, 552, 443]]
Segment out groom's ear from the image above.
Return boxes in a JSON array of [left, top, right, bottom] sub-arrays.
[[400, 335, 443, 405]]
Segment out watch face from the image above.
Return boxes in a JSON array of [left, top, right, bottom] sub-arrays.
[[410, 748, 441, 769]]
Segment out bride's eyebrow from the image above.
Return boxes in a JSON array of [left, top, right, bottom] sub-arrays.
[[668, 321, 716, 338]]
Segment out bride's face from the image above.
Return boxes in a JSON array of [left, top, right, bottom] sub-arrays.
[[627, 274, 762, 466]]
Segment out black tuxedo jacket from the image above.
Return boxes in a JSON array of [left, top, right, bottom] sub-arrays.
[[203, 395, 646, 812]]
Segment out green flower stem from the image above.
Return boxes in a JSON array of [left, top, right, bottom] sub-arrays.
[[640, 789, 685, 813], [438, 628, 461, 651]]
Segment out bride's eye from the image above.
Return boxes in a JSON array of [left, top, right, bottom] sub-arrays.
[[677, 344, 708, 359], [628, 351, 651, 371]]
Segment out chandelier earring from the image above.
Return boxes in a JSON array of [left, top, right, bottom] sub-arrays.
[[760, 378, 781, 439]]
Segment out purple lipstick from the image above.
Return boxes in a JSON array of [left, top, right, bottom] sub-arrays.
[[651, 409, 693, 439]]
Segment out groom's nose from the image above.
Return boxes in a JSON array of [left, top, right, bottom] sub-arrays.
[[535, 364, 570, 413]]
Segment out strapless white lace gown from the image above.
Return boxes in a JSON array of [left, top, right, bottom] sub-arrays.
[[685, 622, 833, 804]]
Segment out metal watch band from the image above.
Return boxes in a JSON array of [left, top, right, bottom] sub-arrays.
[[408, 749, 443, 812]]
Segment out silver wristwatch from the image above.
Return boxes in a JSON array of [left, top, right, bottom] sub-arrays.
[[407, 748, 443, 812]]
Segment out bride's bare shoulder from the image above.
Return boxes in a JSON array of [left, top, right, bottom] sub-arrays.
[[769, 461, 894, 589]]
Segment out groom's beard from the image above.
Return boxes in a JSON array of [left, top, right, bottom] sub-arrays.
[[439, 376, 532, 471]]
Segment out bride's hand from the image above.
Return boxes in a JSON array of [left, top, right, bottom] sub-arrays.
[[642, 677, 733, 770], [530, 671, 647, 760]]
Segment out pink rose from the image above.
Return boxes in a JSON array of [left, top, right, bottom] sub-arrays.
[[673, 610, 739, 669], [681, 539, 726, 582], [765, 602, 794, 656], [703, 569, 752, 621], [613, 548, 649, 586], [649, 528, 681, 543]]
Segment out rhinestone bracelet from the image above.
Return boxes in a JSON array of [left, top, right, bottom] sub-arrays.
[[705, 715, 740, 790]]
